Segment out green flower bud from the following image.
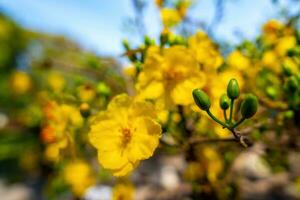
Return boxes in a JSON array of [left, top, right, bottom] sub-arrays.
[[266, 86, 277, 100], [219, 94, 230, 110], [192, 89, 211, 111], [227, 79, 240, 99], [160, 33, 168, 46], [283, 110, 294, 119], [285, 76, 299, 93], [241, 94, 258, 119], [169, 35, 185, 46], [287, 46, 300, 57], [295, 73, 300, 83], [122, 39, 130, 50], [97, 82, 111, 96], [282, 64, 293, 77], [144, 35, 155, 46], [135, 61, 142, 73]]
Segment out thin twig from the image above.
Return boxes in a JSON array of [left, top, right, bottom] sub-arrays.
[[188, 136, 237, 145]]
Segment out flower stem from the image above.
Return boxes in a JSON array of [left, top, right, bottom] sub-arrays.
[[206, 110, 228, 128], [229, 99, 234, 124], [223, 109, 228, 122], [233, 117, 246, 128]]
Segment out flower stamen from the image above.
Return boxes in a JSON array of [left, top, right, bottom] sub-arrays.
[[121, 128, 131, 145]]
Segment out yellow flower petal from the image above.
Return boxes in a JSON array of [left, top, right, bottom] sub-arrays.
[[108, 93, 132, 111], [130, 101, 157, 119], [171, 73, 206, 105], [127, 117, 161, 162], [137, 80, 164, 100], [111, 161, 139, 177], [98, 149, 128, 170]]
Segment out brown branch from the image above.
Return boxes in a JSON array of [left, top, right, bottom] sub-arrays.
[[259, 96, 288, 111], [188, 136, 237, 145]]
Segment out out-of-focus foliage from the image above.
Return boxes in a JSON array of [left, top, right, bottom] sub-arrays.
[[0, 13, 126, 199]]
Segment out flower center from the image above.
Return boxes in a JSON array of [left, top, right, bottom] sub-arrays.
[[121, 128, 131, 144], [164, 68, 183, 82]]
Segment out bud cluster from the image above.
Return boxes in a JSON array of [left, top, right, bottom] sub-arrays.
[[192, 78, 258, 146]]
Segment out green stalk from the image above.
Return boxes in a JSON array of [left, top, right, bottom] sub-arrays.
[[223, 109, 228, 122], [233, 117, 246, 129], [229, 99, 234, 124], [206, 110, 228, 128]]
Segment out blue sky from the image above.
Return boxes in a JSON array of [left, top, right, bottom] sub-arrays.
[[0, 0, 299, 57]]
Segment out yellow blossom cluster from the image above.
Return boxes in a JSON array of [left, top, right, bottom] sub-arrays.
[[63, 160, 96, 197], [41, 101, 83, 161], [9, 70, 32, 94], [136, 45, 206, 108], [156, 0, 192, 28], [92, 27, 233, 177], [261, 20, 298, 74]]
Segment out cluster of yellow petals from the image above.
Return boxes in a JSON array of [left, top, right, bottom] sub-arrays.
[[77, 84, 96, 102], [227, 50, 250, 71], [89, 94, 162, 176], [201, 147, 223, 183], [47, 72, 65, 93], [261, 19, 297, 73], [183, 147, 223, 183], [136, 45, 206, 108], [188, 31, 224, 71], [158, 0, 191, 28], [112, 182, 135, 200], [9, 70, 32, 94], [41, 101, 83, 161], [63, 160, 96, 197], [160, 8, 182, 28], [262, 19, 294, 45]]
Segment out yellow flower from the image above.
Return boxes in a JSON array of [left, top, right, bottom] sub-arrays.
[[188, 31, 223, 71], [41, 125, 57, 143], [63, 160, 96, 197], [43, 101, 83, 140], [262, 50, 280, 73], [283, 57, 299, 75], [89, 94, 162, 176], [44, 137, 68, 162], [177, 0, 191, 18], [275, 36, 296, 57], [136, 45, 206, 108], [160, 8, 182, 27], [10, 70, 32, 94], [60, 104, 83, 127], [214, 125, 231, 138], [42, 101, 83, 161], [157, 109, 169, 124], [262, 19, 283, 43], [47, 72, 65, 92], [227, 50, 250, 71], [263, 19, 283, 34], [183, 162, 203, 181], [123, 65, 137, 77], [78, 84, 96, 102], [202, 147, 223, 182], [112, 182, 135, 200], [155, 0, 163, 7]]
